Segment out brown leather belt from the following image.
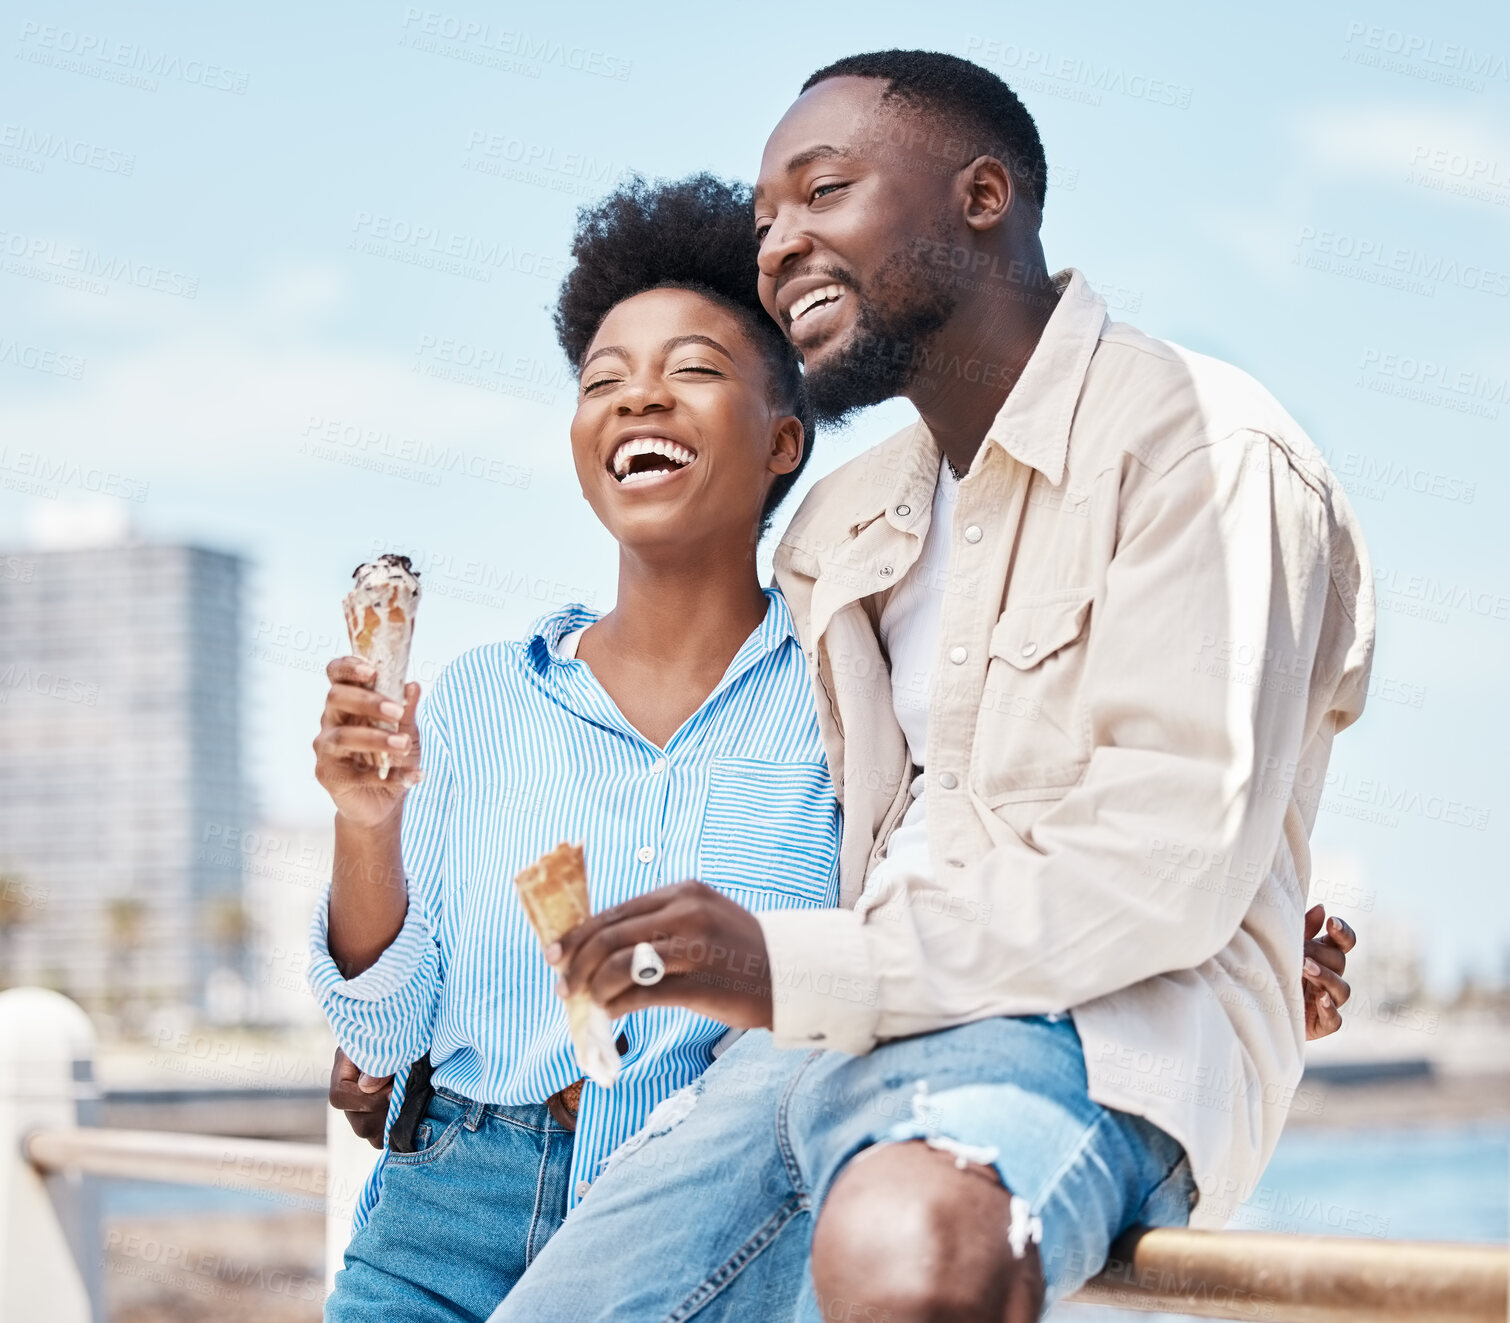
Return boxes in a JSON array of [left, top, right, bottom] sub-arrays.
[[546, 1079, 584, 1131]]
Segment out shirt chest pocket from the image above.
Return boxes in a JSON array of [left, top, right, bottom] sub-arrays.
[[698, 758, 839, 910], [971, 591, 1094, 804]]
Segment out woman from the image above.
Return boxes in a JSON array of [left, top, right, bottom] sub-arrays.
[[310, 174, 836, 1321]]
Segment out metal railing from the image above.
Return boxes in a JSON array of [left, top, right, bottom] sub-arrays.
[[25, 1126, 327, 1198], [3, 988, 1506, 1322]]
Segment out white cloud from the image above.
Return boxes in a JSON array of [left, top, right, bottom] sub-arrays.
[[26, 494, 134, 548], [1297, 104, 1508, 180], [0, 261, 565, 489]]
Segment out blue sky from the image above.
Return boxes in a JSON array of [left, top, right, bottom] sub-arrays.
[[1, 0, 1507, 989]]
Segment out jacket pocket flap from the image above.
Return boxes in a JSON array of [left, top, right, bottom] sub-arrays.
[[988, 594, 1092, 670]]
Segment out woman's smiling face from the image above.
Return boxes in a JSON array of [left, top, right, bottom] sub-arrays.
[[570, 286, 803, 555]]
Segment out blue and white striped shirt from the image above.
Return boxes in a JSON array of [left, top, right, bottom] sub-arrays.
[[309, 588, 840, 1226]]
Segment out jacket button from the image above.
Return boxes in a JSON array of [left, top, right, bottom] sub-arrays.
[[937, 771, 959, 790], [949, 646, 967, 664], [1020, 641, 1038, 658], [964, 525, 982, 543], [878, 565, 894, 578], [895, 504, 911, 517]]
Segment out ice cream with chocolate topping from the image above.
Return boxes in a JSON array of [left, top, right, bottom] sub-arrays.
[[342, 554, 421, 779]]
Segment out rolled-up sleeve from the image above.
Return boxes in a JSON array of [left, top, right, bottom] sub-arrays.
[[307, 686, 454, 1077]]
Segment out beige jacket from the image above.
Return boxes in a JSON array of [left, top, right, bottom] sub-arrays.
[[762, 270, 1374, 1226]]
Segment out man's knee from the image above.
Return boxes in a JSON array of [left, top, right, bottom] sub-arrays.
[[811, 1141, 1043, 1323]]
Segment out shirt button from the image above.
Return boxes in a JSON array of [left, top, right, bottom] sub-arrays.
[[949, 646, 968, 665], [576, 1180, 592, 1200], [650, 758, 668, 774], [895, 503, 911, 517], [1020, 641, 1038, 658], [964, 525, 983, 544], [636, 846, 654, 864], [937, 771, 959, 790]]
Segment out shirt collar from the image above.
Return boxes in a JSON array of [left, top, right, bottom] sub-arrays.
[[874, 267, 1106, 510], [526, 588, 797, 678], [527, 601, 602, 671], [980, 268, 1107, 488]]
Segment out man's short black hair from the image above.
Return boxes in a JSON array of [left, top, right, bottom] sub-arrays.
[[802, 49, 1048, 213], [555, 173, 813, 530]]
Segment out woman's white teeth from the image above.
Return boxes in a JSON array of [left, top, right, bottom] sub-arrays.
[[611, 437, 697, 479], [791, 284, 845, 322], [619, 468, 671, 487]]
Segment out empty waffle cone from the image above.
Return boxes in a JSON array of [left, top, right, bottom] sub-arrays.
[[342, 554, 421, 780], [514, 843, 621, 1089]]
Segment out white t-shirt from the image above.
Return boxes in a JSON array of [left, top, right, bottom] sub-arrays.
[[870, 458, 958, 888]]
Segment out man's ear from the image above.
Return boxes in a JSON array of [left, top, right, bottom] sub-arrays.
[[961, 155, 1014, 233], [768, 414, 805, 476]]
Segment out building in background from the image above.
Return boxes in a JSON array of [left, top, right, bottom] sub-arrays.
[[0, 542, 250, 1027]]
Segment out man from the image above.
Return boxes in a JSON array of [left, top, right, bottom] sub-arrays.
[[346, 50, 1369, 1322]]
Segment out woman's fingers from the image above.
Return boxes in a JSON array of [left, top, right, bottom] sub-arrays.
[[1324, 914, 1357, 954], [319, 725, 412, 757], [398, 682, 421, 736], [1308, 990, 1342, 1039], [1305, 937, 1346, 976], [323, 681, 404, 728], [1304, 958, 1350, 1008], [327, 655, 377, 686], [1304, 903, 1326, 941]]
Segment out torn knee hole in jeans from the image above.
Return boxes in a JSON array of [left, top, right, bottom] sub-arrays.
[[603, 1078, 704, 1171], [908, 1081, 1043, 1261]]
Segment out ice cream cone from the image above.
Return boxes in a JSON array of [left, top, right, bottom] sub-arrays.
[[342, 554, 421, 780], [514, 843, 621, 1089]]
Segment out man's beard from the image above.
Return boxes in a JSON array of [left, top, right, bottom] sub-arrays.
[[804, 232, 959, 428]]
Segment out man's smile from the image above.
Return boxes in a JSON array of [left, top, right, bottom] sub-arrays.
[[777, 275, 855, 350]]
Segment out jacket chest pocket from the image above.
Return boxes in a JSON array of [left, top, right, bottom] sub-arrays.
[[698, 758, 839, 909], [972, 591, 1093, 804]]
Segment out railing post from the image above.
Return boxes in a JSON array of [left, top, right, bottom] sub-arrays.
[[0, 988, 101, 1323], [324, 1090, 380, 1292]]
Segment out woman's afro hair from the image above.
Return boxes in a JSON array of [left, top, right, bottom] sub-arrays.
[[554, 173, 813, 527]]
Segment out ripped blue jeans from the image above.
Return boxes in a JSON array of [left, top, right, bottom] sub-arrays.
[[489, 1015, 1194, 1321]]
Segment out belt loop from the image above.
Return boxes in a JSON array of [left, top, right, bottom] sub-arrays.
[[464, 1100, 486, 1132]]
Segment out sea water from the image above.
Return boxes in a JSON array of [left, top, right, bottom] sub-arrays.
[[1047, 1123, 1509, 1321]]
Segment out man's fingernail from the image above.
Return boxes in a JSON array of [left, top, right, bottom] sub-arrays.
[[1319, 993, 1333, 1009], [357, 1074, 384, 1092], [1304, 957, 1321, 977], [545, 942, 562, 964], [555, 977, 567, 998], [379, 701, 403, 719]]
